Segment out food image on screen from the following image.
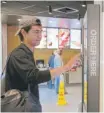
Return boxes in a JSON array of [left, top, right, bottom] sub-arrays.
[[70, 29, 81, 49], [47, 28, 58, 49], [58, 29, 70, 48], [36, 28, 47, 48]]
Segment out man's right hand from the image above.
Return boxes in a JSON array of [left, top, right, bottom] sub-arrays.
[[64, 53, 81, 72], [50, 53, 81, 79]]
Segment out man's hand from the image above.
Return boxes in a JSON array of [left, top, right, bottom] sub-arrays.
[[50, 53, 80, 79], [64, 53, 81, 71]]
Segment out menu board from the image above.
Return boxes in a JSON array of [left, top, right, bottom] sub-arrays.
[[47, 28, 58, 49], [70, 29, 81, 49], [59, 29, 70, 48]]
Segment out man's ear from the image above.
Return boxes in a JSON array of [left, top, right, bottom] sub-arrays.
[[21, 29, 27, 38]]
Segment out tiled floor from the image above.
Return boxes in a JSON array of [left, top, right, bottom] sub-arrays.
[[39, 84, 82, 112]]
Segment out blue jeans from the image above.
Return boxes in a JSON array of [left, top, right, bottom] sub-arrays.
[[47, 80, 53, 89], [25, 85, 42, 112], [55, 76, 60, 93], [25, 92, 42, 112]]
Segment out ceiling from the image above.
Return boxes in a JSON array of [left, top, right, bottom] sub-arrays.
[[1, 1, 93, 26], [1, 1, 94, 18]]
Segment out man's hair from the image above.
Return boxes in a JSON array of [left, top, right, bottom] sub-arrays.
[[18, 26, 31, 41]]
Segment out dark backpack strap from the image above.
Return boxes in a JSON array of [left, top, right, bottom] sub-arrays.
[[1, 52, 12, 77], [1, 52, 12, 94]]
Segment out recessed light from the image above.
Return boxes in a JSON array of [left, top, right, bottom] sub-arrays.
[[82, 4, 86, 7], [49, 12, 52, 15], [82, 1, 86, 7], [17, 19, 21, 21], [2, 1, 7, 3]]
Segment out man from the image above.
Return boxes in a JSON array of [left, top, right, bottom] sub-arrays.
[[54, 49, 67, 94], [5, 17, 80, 112], [48, 52, 55, 89]]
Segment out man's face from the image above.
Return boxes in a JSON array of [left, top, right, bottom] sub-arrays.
[[24, 25, 42, 47], [59, 49, 63, 55]]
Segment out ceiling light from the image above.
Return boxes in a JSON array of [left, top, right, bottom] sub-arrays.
[[82, 1, 86, 7], [82, 4, 86, 7], [17, 19, 21, 21], [2, 1, 7, 3], [48, 5, 52, 15]]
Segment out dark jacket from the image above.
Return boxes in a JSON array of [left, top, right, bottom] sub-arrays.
[[5, 43, 51, 100]]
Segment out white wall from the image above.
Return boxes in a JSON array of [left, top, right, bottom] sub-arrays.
[[94, 1, 104, 112], [69, 67, 82, 84], [1, 24, 7, 94], [102, 11, 104, 112], [101, 11, 104, 112], [99, 11, 104, 113], [2, 24, 7, 69], [101, 2, 104, 111], [0, 19, 2, 74], [99, 10, 104, 113]]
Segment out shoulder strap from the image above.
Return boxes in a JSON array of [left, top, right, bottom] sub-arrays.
[[1, 53, 12, 77]]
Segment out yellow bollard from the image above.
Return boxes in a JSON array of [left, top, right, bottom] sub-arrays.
[[84, 82, 87, 104], [57, 81, 67, 105]]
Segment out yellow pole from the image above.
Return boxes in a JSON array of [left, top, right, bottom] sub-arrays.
[[57, 74, 67, 106]]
